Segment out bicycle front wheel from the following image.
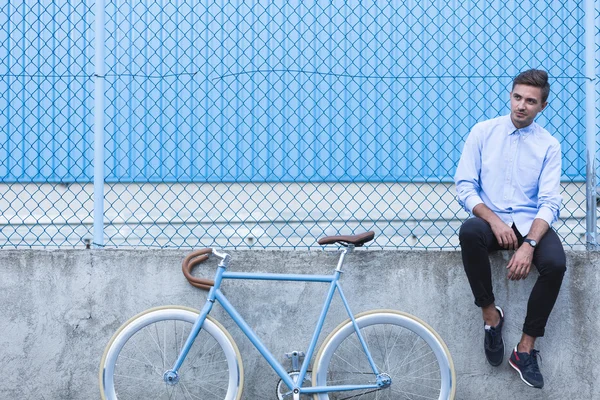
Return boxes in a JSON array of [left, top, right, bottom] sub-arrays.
[[312, 310, 455, 400], [99, 306, 243, 400]]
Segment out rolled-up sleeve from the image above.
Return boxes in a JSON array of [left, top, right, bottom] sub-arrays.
[[455, 127, 484, 213], [535, 140, 562, 226]]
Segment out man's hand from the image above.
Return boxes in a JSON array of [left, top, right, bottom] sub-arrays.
[[506, 245, 534, 280], [490, 221, 518, 250]]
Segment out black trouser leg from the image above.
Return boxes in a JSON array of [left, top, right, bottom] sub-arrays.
[[523, 228, 566, 337], [459, 217, 503, 308], [459, 217, 566, 337]]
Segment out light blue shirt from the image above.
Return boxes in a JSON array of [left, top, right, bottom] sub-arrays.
[[454, 114, 562, 235]]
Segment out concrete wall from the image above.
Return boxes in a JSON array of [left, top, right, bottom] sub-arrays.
[[0, 249, 598, 399]]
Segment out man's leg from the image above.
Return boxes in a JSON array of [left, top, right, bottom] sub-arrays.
[[459, 217, 503, 313], [508, 228, 566, 388], [459, 217, 506, 366], [522, 228, 566, 340]]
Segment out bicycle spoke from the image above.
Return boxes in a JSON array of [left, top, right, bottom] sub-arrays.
[[383, 325, 403, 372], [331, 351, 373, 376], [102, 308, 241, 400], [395, 358, 440, 380], [166, 383, 176, 400], [315, 312, 453, 400], [113, 373, 158, 395], [147, 322, 168, 367], [336, 388, 383, 400], [116, 353, 163, 375], [180, 382, 199, 400], [128, 336, 163, 376], [394, 341, 434, 371], [389, 385, 439, 400]]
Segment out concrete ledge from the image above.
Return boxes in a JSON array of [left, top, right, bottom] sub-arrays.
[[0, 249, 597, 399]]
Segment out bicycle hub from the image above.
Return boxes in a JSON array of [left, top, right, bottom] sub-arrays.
[[376, 373, 392, 388], [163, 370, 180, 385]]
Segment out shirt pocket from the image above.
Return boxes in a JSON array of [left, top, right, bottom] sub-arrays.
[[517, 157, 543, 193]]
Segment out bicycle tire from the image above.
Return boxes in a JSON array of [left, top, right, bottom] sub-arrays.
[[312, 310, 455, 400], [99, 306, 244, 400]]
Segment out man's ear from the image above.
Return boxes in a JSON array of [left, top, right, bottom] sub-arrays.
[[540, 101, 548, 111]]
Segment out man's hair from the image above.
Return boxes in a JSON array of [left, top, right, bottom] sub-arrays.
[[512, 69, 550, 103]]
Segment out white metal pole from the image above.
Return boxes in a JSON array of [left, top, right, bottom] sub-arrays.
[[584, 0, 597, 249], [93, 0, 106, 247]]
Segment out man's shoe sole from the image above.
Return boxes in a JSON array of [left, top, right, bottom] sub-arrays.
[[508, 358, 543, 389]]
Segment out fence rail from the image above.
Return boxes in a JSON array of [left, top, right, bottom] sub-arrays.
[[1, 1, 599, 249]]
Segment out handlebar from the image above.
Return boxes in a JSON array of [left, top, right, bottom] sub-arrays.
[[181, 248, 230, 290]]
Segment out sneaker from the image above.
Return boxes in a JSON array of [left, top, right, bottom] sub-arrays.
[[484, 306, 505, 366], [508, 346, 544, 389]]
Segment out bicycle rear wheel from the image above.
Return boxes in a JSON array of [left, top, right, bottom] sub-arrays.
[[99, 306, 243, 400], [312, 310, 455, 400]]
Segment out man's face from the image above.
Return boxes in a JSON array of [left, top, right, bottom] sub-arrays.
[[509, 84, 547, 129]]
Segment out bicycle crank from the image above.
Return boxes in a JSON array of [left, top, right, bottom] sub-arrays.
[[276, 371, 313, 400]]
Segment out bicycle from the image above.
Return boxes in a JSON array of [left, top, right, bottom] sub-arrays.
[[99, 231, 456, 399]]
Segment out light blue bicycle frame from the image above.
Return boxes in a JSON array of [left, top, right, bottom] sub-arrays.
[[167, 246, 389, 397]]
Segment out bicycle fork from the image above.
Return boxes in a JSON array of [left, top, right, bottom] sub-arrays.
[[164, 289, 216, 384], [164, 251, 230, 384]]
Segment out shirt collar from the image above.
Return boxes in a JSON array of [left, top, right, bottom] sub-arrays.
[[505, 114, 535, 137]]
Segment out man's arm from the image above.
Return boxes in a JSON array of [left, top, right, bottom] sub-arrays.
[[455, 125, 518, 249], [534, 141, 562, 227], [507, 141, 561, 280], [524, 218, 550, 244], [454, 127, 485, 212]]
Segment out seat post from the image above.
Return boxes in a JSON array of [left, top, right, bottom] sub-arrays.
[[335, 244, 354, 271]]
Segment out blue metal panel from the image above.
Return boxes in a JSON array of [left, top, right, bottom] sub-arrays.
[[0, 0, 94, 183], [0, 1, 588, 183]]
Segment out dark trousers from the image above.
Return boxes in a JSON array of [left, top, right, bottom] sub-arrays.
[[459, 217, 566, 337]]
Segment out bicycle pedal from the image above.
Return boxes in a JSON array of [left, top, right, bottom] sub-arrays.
[[284, 351, 305, 371]]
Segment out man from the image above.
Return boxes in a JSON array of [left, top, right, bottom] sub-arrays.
[[454, 69, 566, 389]]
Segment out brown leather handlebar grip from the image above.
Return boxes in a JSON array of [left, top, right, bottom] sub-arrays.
[[182, 248, 215, 290]]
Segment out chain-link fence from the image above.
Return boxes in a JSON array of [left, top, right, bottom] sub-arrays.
[[1, 1, 599, 249]]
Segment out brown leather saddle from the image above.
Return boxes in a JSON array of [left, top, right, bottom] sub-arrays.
[[317, 231, 375, 247]]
